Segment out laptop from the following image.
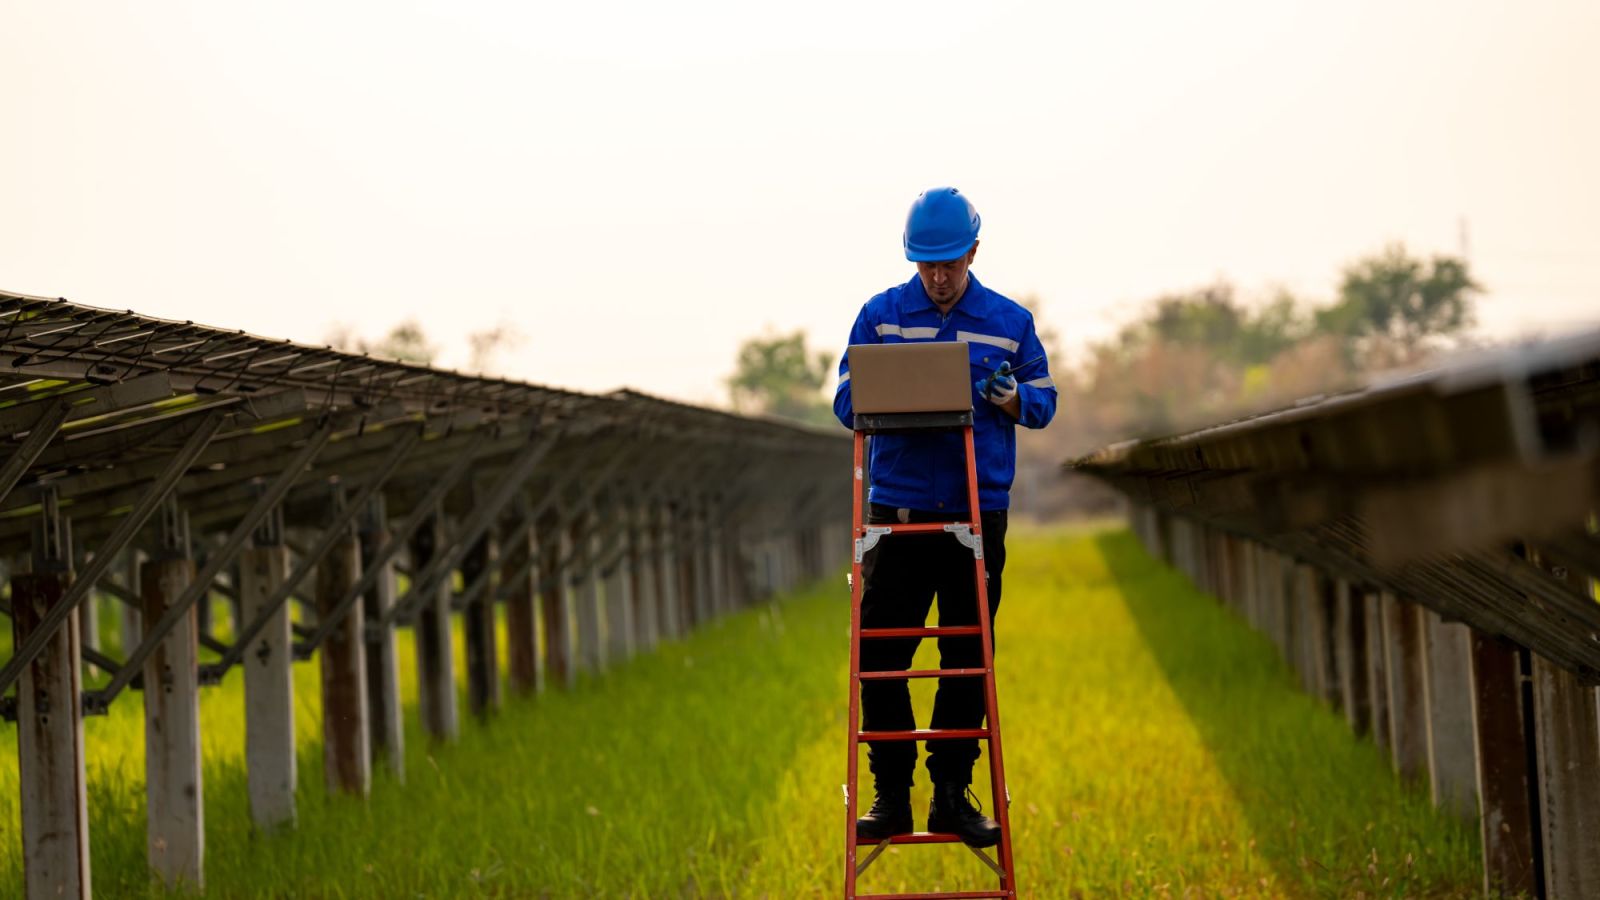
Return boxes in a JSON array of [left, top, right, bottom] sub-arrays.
[[846, 342, 972, 414]]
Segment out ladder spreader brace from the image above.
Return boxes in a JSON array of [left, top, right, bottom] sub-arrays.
[[854, 523, 982, 563], [844, 409, 1018, 900]]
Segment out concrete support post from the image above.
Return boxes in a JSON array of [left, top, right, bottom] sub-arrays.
[[1363, 588, 1391, 751], [675, 500, 698, 631], [141, 504, 203, 890], [602, 498, 634, 663], [573, 505, 606, 673], [1334, 578, 1371, 735], [707, 503, 728, 615], [1266, 551, 1291, 662], [654, 501, 681, 640], [629, 499, 659, 652], [1471, 634, 1538, 897], [1296, 567, 1334, 703], [358, 496, 403, 782], [411, 511, 458, 741], [463, 529, 501, 719], [1280, 563, 1305, 682], [14, 507, 91, 900], [693, 497, 714, 622], [241, 531, 297, 828], [538, 508, 575, 689], [1531, 654, 1600, 897], [317, 528, 369, 796], [503, 506, 543, 695], [1382, 593, 1429, 782], [1422, 608, 1479, 819]]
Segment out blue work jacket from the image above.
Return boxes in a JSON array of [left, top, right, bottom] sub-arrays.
[[833, 272, 1057, 512]]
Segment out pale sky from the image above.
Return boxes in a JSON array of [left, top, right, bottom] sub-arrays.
[[4, 2, 1597, 405]]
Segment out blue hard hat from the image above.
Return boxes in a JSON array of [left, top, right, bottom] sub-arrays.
[[903, 186, 981, 262]]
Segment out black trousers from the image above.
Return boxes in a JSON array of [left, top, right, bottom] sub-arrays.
[[859, 502, 1007, 789]]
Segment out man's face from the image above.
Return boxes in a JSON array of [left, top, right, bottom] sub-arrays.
[[915, 242, 979, 307]]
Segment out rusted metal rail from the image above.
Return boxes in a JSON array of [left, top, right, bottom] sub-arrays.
[[1073, 329, 1600, 898], [0, 289, 851, 898]]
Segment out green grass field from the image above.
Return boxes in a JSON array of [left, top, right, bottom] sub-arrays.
[[1, 526, 1480, 897]]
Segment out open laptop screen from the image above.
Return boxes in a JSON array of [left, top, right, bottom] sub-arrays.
[[846, 342, 973, 414]]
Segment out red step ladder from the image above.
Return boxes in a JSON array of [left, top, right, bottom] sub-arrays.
[[844, 409, 1018, 899]]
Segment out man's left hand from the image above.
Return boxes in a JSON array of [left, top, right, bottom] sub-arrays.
[[976, 365, 1022, 420], [978, 372, 1017, 406]]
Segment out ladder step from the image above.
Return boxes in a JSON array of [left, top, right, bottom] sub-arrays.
[[859, 522, 978, 536], [860, 626, 982, 639], [857, 883, 1004, 890], [858, 668, 988, 681], [857, 728, 989, 742], [851, 831, 967, 845], [857, 892, 1011, 899]]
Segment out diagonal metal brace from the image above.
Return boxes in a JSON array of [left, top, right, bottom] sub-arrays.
[[377, 429, 561, 628], [944, 523, 983, 559], [0, 398, 72, 511], [203, 424, 423, 679], [295, 429, 496, 654], [967, 844, 1007, 880], [855, 838, 892, 877], [0, 410, 224, 697], [89, 420, 334, 710]]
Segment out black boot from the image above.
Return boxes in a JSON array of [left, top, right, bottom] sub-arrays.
[[927, 782, 1001, 848], [855, 785, 913, 840]]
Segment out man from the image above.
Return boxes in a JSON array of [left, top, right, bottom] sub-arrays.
[[833, 186, 1057, 848]]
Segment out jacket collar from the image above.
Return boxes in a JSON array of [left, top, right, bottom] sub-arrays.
[[899, 271, 991, 319]]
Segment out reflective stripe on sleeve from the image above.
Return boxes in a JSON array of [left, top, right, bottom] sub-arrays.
[[955, 330, 1020, 352], [838, 371, 851, 383], [876, 323, 939, 339], [1023, 376, 1055, 388]]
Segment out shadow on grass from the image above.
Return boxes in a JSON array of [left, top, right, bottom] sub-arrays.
[[1095, 529, 1479, 897]]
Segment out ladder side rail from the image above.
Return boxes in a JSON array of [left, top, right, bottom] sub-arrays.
[[845, 427, 868, 899], [962, 424, 1017, 895]]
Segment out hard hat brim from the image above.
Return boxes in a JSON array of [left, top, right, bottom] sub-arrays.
[[904, 238, 976, 263]]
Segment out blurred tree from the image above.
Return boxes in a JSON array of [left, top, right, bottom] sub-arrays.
[[326, 319, 438, 366], [727, 330, 836, 427], [467, 320, 527, 375], [1316, 243, 1479, 362], [1140, 282, 1306, 367]]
